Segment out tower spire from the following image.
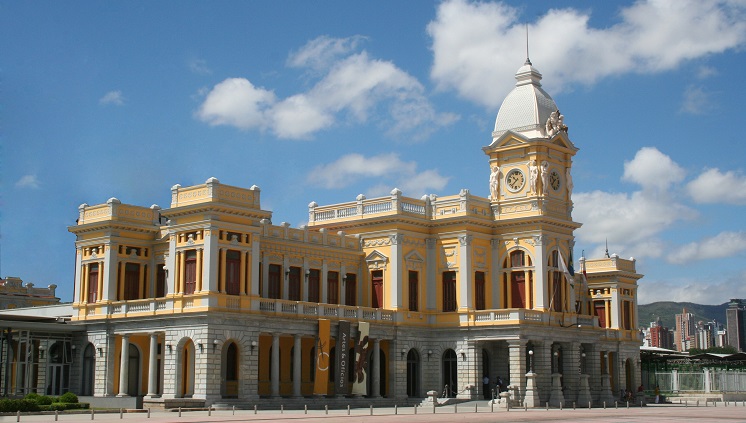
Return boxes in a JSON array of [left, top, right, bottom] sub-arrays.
[[604, 239, 610, 258], [525, 24, 531, 65]]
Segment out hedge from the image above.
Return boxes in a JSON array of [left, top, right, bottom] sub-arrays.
[[0, 399, 40, 412]]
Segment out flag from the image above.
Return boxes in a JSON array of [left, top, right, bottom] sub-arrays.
[[557, 249, 575, 288], [568, 248, 575, 277]]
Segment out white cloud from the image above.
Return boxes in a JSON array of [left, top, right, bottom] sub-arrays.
[[697, 65, 718, 79], [307, 153, 449, 197], [15, 174, 40, 189], [574, 147, 696, 261], [686, 168, 746, 205], [197, 37, 455, 140], [188, 58, 212, 75], [639, 272, 746, 305], [427, 0, 746, 108], [574, 190, 695, 245], [99, 90, 124, 106], [622, 147, 685, 192], [667, 231, 746, 264], [195, 78, 276, 130], [287, 35, 365, 72], [680, 85, 714, 115]]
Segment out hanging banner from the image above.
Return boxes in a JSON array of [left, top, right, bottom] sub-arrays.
[[351, 321, 371, 396], [336, 321, 351, 394], [313, 319, 331, 395]]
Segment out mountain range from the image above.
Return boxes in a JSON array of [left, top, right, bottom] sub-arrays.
[[637, 301, 729, 329]]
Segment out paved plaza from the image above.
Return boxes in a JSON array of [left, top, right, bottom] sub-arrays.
[[2, 403, 746, 423]]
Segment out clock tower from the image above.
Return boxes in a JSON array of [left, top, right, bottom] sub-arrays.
[[483, 59, 581, 312], [483, 59, 577, 221]]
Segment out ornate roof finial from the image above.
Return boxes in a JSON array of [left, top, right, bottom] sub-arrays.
[[525, 24, 532, 65]]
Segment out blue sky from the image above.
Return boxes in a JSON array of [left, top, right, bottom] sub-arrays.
[[2, 0, 746, 306]]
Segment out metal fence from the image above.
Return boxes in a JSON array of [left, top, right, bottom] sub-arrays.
[[650, 370, 746, 393]]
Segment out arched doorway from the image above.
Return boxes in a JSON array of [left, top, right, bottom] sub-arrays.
[[406, 349, 420, 397], [179, 340, 195, 397], [46, 341, 71, 395], [442, 349, 457, 397], [127, 344, 140, 396], [223, 342, 239, 398], [81, 343, 95, 396]]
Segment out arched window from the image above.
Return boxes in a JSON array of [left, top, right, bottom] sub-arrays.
[[509, 250, 528, 308], [406, 349, 420, 397], [224, 342, 239, 397], [81, 343, 95, 396]]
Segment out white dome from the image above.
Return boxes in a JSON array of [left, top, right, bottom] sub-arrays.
[[493, 60, 558, 139]]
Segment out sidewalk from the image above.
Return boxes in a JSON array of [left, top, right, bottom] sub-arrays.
[[3, 402, 746, 423]]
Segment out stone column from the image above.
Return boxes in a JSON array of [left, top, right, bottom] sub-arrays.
[[117, 334, 130, 397], [251, 238, 261, 297], [81, 263, 89, 303], [219, 248, 227, 293], [389, 234, 403, 309], [73, 248, 83, 304], [372, 339, 381, 397], [146, 333, 159, 397], [271, 334, 280, 397], [321, 261, 328, 303], [240, 250, 247, 295], [611, 288, 620, 329], [203, 227, 219, 293], [196, 249, 203, 292], [533, 235, 546, 309], [490, 239, 501, 308], [533, 341, 551, 404], [425, 238, 437, 311], [507, 339, 527, 405], [102, 242, 118, 301], [293, 335, 301, 398], [458, 235, 473, 310], [599, 351, 615, 405]]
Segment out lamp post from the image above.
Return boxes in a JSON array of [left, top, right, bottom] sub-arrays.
[[528, 349, 534, 372]]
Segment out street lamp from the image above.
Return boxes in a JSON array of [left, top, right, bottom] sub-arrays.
[[528, 350, 534, 372]]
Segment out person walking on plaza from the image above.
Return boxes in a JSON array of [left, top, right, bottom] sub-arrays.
[[483, 375, 490, 399]]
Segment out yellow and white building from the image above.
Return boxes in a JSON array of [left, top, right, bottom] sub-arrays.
[[5, 60, 643, 408]]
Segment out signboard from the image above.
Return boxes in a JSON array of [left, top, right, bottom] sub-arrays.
[[336, 321, 351, 394]]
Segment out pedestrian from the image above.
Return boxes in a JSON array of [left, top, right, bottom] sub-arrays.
[[483, 374, 490, 399], [654, 385, 660, 404]]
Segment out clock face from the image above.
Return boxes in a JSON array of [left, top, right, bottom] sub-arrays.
[[506, 169, 525, 192], [550, 170, 561, 191]]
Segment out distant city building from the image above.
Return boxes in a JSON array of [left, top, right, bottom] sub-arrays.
[[0, 277, 60, 309], [674, 308, 696, 352], [695, 320, 717, 350], [726, 299, 746, 352], [648, 317, 673, 350], [715, 328, 727, 348]]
